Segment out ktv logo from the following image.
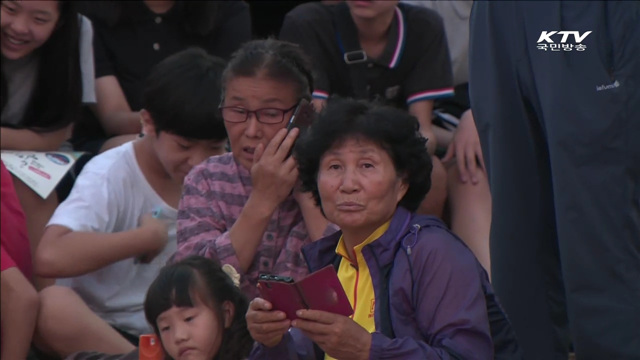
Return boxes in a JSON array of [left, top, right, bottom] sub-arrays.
[[536, 31, 592, 52]]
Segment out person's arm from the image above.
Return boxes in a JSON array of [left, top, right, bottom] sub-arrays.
[[0, 125, 71, 151], [294, 190, 329, 241], [408, 100, 437, 155], [34, 217, 167, 278], [1, 247, 39, 360], [92, 76, 141, 136], [176, 129, 300, 273]]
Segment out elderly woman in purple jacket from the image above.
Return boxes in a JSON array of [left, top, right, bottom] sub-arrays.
[[246, 98, 494, 360]]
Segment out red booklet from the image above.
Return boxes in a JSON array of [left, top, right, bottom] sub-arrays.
[[257, 265, 353, 320]]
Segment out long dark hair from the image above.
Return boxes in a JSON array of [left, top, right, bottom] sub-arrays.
[[77, 1, 220, 36], [144, 256, 253, 360], [17, 0, 82, 131]]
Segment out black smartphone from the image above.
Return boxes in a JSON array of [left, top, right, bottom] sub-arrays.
[[286, 99, 315, 132], [258, 273, 295, 285]]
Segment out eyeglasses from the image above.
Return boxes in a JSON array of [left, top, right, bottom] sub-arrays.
[[219, 103, 299, 124]]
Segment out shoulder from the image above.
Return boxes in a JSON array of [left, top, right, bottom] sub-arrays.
[[184, 153, 239, 190], [405, 217, 477, 270], [284, 2, 334, 26], [399, 3, 445, 34], [77, 143, 136, 186]]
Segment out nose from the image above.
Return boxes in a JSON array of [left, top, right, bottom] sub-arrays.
[[9, 14, 30, 35], [339, 167, 360, 193], [173, 322, 189, 344], [244, 113, 262, 138]]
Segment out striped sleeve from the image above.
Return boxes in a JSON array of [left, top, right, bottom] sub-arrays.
[[173, 158, 247, 286]]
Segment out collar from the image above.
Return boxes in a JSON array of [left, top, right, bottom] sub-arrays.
[[336, 221, 391, 264], [302, 207, 413, 272], [129, 1, 183, 23], [334, 2, 406, 69]]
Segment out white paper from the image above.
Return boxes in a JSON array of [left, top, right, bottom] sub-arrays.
[[1, 151, 84, 199]]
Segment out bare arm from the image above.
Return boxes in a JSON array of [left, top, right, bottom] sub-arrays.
[[93, 76, 141, 136], [0, 267, 39, 360], [34, 219, 167, 278], [294, 191, 329, 241], [0, 125, 71, 151], [408, 100, 437, 155]]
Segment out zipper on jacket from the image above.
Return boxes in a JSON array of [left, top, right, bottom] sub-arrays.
[[403, 224, 421, 255]]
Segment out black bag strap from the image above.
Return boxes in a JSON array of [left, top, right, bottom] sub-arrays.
[[332, 3, 371, 100]]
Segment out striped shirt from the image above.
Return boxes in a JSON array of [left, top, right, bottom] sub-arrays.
[[173, 153, 312, 299]]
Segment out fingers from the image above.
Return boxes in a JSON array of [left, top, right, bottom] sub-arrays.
[[295, 309, 335, 324], [249, 297, 273, 311], [253, 143, 265, 165], [476, 144, 487, 172]]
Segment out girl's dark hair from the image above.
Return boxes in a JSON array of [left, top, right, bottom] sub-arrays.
[[144, 256, 253, 360], [78, 1, 220, 36], [295, 97, 433, 212], [142, 47, 227, 140], [221, 38, 314, 101], [18, 1, 82, 131]]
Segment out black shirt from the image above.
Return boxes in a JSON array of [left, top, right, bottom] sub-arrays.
[[84, 0, 251, 110], [279, 2, 453, 109]]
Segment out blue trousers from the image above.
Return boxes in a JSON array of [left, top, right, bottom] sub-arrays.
[[469, 2, 640, 359]]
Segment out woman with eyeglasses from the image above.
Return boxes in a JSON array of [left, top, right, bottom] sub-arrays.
[[171, 38, 329, 299]]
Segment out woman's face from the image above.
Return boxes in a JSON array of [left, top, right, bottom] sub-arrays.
[[0, 1, 60, 60], [222, 75, 299, 170], [317, 137, 408, 239], [156, 295, 233, 360]]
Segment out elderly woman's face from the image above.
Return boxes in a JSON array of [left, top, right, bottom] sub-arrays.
[[222, 75, 299, 170], [317, 137, 408, 237]]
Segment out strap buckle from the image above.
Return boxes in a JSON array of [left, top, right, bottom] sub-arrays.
[[343, 50, 368, 64]]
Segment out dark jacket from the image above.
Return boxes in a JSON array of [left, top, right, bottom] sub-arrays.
[[250, 207, 494, 360]]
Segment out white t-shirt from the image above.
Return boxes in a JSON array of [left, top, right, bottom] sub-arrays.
[[48, 142, 177, 336]]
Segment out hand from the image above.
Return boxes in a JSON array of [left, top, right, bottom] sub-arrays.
[[292, 309, 371, 360], [246, 297, 291, 348], [138, 213, 169, 263], [419, 126, 438, 156], [442, 109, 486, 184], [250, 128, 300, 211]]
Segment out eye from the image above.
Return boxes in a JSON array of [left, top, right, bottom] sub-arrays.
[[328, 164, 341, 170], [184, 315, 195, 322], [362, 163, 374, 169], [159, 325, 170, 333], [34, 17, 50, 24], [176, 142, 191, 150], [2, 3, 16, 14], [231, 107, 247, 115]]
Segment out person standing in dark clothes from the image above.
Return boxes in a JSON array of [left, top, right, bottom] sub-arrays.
[[469, 2, 640, 359]]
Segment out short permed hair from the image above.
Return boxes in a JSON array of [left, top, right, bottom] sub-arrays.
[[295, 98, 432, 212], [142, 47, 227, 140]]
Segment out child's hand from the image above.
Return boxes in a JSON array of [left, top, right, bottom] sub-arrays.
[[138, 213, 169, 263]]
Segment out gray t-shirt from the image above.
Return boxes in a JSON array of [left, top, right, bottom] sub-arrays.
[[1, 15, 96, 127]]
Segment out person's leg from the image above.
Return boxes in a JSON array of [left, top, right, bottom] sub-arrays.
[[34, 286, 136, 358], [470, 2, 570, 359], [446, 163, 492, 277], [417, 156, 447, 218], [531, 2, 640, 357], [11, 177, 58, 290]]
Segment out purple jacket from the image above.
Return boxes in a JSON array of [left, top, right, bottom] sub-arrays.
[[250, 207, 493, 360]]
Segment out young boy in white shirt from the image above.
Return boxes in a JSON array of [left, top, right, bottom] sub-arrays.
[[32, 48, 229, 357]]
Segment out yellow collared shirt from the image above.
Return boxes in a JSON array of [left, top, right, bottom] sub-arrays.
[[325, 221, 391, 360]]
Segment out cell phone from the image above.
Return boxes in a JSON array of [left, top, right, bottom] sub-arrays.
[[286, 98, 315, 132], [139, 334, 164, 360], [257, 265, 353, 320]]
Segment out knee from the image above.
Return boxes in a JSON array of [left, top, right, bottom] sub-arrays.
[[37, 286, 83, 335]]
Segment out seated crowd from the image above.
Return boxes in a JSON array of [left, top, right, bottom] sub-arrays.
[[1, 1, 507, 360]]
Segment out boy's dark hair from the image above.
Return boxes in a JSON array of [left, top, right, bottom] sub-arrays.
[[295, 97, 433, 212], [12, 1, 82, 132], [221, 38, 314, 101], [142, 48, 227, 140], [144, 256, 252, 360]]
